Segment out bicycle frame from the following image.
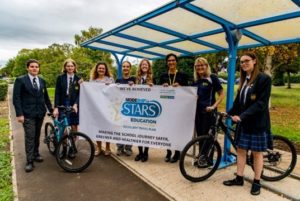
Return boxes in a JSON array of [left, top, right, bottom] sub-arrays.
[[51, 107, 73, 143]]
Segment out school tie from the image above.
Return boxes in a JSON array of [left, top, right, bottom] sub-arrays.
[[33, 77, 38, 90], [240, 78, 249, 104], [68, 77, 73, 96]]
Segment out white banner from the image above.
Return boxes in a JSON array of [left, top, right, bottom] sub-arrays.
[[79, 82, 197, 151]]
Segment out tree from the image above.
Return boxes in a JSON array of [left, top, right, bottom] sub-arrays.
[[72, 26, 113, 80], [254, 44, 299, 87], [0, 58, 15, 77]]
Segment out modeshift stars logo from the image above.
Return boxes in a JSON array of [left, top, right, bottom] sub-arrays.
[[121, 98, 162, 118]]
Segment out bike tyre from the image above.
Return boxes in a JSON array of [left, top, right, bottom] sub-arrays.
[[252, 135, 297, 181], [44, 122, 56, 155], [179, 136, 222, 182], [56, 132, 95, 173]]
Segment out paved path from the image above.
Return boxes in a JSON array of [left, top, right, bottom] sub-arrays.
[[9, 85, 167, 201]]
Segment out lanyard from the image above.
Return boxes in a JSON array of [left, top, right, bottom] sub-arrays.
[[168, 70, 178, 85]]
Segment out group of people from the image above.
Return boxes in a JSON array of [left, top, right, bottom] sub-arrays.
[[13, 52, 272, 196]]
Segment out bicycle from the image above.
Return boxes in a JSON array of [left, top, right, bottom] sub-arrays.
[[44, 106, 95, 173], [179, 111, 297, 182]]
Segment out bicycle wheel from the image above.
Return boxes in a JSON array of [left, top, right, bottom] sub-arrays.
[[179, 135, 222, 182], [44, 122, 56, 155], [56, 132, 95, 173], [259, 135, 297, 181]]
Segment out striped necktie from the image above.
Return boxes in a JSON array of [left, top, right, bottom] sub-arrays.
[[33, 77, 38, 90]]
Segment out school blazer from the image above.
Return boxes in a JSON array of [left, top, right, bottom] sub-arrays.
[[54, 74, 80, 107], [228, 73, 272, 133], [13, 75, 52, 118]]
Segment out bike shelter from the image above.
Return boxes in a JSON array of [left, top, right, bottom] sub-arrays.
[[81, 0, 300, 168]]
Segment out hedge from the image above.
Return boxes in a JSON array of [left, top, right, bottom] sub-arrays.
[[217, 72, 300, 84], [0, 81, 8, 101]]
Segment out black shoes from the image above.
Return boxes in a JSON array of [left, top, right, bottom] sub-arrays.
[[170, 156, 179, 163], [25, 162, 34, 173], [224, 177, 261, 195], [141, 154, 148, 162], [34, 155, 44, 163], [135, 154, 148, 162], [165, 150, 180, 163], [223, 178, 244, 186], [135, 154, 142, 161], [68, 147, 76, 159], [251, 182, 261, 195], [164, 150, 172, 162]]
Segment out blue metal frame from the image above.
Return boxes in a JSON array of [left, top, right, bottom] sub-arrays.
[[219, 26, 240, 168], [112, 53, 126, 79]]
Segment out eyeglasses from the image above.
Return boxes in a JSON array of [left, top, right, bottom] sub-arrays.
[[195, 64, 207, 68], [240, 59, 252, 65], [167, 59, 176, 62]]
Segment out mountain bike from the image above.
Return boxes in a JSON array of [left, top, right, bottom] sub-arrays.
[[44, 106, 95, 173], [179, 111, 297, 182]]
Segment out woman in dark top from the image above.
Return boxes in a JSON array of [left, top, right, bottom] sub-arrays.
[[134, 59, 153, 162], [115, 61, 136, 156], [223, 52, 272, 196], [53, 58, 81, 132], [159, 53, 189, 163], [193, 57, 224, 137]]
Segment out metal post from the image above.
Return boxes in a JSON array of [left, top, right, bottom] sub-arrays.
[[112, 53, 126, 79], [219, 27, 241, 168]]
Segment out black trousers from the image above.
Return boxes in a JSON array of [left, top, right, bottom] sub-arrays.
[[195, 111, 215, 160], [23, 117, 44, 162], [195, 111, 214, 137]]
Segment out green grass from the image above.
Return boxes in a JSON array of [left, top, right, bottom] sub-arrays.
[[271, 84, 300, 107], [220, 84, 300, 142], [47, 88, 55, 103], [0, 117, 13, 201]]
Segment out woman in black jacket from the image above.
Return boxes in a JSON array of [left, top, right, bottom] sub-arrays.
[[159, 53, 189, 163], [223, 52, 272, 196]]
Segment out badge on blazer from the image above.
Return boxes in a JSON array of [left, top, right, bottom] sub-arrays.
[[202, 82, 208, 86], [75, 85, 79, 90], [251, 93, 256, 100]]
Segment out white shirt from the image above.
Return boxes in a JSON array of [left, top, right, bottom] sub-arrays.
[[28, 73, 40, 89]]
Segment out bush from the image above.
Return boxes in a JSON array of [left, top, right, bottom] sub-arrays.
[[284, 73, 300, 83], [0, 82, 8, 101], [217, 72, 240, 80]]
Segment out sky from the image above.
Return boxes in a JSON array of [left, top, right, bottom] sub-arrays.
[[0, 0, 171, 66]]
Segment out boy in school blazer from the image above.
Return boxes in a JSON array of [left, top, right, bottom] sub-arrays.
[[13, 59, 52, 172]]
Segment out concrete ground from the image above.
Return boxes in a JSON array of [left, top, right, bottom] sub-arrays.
[[9, 85, 300, 201]]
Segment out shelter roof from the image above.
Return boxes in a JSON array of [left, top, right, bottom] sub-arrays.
[[82, 0, 300, 59]]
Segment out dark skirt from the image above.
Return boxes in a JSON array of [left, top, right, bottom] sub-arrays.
[[235, 129, 273, 152]]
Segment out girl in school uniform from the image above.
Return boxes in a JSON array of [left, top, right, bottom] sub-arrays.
[[115, 61, 136, 156], [53, 59, 81, 132], [134, 59, 153, 162], [223, 52, 272, 196]]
